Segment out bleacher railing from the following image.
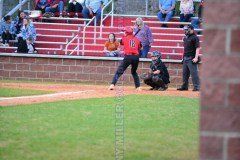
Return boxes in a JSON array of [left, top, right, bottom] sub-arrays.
[[65, 34, 80, 55], [82, 16, 97, 56], [64, 16, 97, 55], [64, 16, 97, 56], [100, 0, 114, 38], [65, 0, 114, 56], [5, 0, 30, 18]]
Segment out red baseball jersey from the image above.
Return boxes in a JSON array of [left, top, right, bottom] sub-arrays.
[[120, 35, 142, 56]]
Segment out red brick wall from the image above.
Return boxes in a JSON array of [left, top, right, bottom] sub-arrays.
[[0, 55, 192, 87], [200, 0, 240, 160]]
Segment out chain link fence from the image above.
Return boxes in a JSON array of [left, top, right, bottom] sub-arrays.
[[114, 0, 201, 16], [114, 0, 159, 15]]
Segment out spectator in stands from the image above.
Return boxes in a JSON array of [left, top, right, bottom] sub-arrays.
[[14, 10, 27, 34], [82, 0, 108, 25], [45, 0, 65, 17], [26, 37, 38, 54], [17, 18, 36, 53], [134, 17, 153, 58], [0, 15, 16, 46], [17, 18, 37, 42], [35, 0, 50, 14], [142, 51, 170, 91], [104, 33, 120, 57], [68, 0, 84, 17], [179, 0, 194, 28], [157, 0, 176, 27], [191, 0, 203, 31]]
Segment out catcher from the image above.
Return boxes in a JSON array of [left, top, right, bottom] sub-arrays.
[[141, 51, 170, 91]]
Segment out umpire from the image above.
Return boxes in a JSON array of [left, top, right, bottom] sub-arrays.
[[177, 24, 200, 91], [108, 26, 142, 91], [143, 51, 170, 91]]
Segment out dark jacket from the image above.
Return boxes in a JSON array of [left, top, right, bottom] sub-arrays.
[[150, 58, 170, 84]]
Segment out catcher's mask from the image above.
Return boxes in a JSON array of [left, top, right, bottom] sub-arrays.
[[151, 51, 161, 58]]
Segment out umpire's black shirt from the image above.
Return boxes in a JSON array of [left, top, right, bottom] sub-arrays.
[[183, 33, 200, 57]]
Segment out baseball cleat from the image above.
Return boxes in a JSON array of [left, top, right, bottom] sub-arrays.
[[192, 88, 200, 91], [177, 87, 188, 91], [136, 87, 142, 91], [108, 84, 115, 90]]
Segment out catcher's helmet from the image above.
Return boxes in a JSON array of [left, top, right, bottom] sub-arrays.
[[122, 26, 133, 35], [151, 51, 161, 58]]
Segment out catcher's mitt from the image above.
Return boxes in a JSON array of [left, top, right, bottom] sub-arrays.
[[140, 72, 152, 80]]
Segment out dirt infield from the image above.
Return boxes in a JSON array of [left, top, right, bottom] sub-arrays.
[[0, 82, 199, 106]]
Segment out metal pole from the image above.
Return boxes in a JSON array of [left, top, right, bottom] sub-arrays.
[[82, 27, 86, 56], [77, 36, 80, 55], [100, 7, 103, 38], [111, 0, 114, 27], [27, 0, 30, 11], [19, 0, 22, 10], [94, 17, 96, 44], [145, 0, 148, 15], [0, 0, 3, 20]]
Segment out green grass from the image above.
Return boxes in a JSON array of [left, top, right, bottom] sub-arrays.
[[0, 95, 199, 160], [0, 88, 53, 97]]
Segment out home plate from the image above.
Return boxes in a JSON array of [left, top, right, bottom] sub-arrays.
[[0, 90, 95, 107]]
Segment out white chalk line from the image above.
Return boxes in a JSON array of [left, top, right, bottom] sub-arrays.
[[0, 90, 95, 101]]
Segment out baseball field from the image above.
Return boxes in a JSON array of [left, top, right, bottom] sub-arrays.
[[0, 80, 199, 160]]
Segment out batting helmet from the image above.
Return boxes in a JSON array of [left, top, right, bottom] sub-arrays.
[[151, 51, 161, 58], [122, 26, 133, 35]]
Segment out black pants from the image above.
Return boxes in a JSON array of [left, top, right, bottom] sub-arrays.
[[180, 13, 193, 28], [68, 2, 83, 13], [181, 56, 200, 89], [180, 14, 193, 22], [111, 55, 140, 88], [17, 37, 28, 53], [2, 32, 13, 44], [144, 75, 166, 89], [16, 24, 21, 34]]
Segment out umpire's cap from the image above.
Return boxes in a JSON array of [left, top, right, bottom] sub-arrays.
[[151, 51, 161, 57], [122, 26, 133, 34], [183, 24, 194, 30]]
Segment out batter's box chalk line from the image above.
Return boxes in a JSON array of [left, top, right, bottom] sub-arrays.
[[0, 90, 95, 101]]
